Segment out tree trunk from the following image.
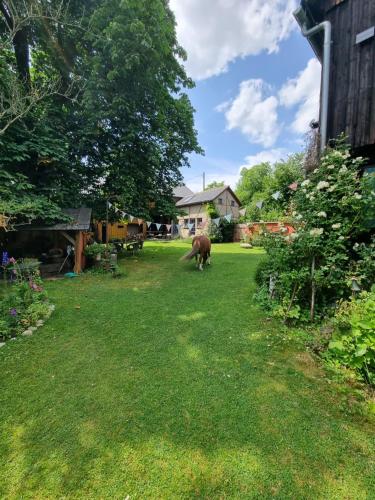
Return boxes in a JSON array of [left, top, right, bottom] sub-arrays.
[[0, 1, 31, 87]]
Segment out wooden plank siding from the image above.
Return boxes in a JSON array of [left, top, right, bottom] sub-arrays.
[[321, 0, 375, 152]]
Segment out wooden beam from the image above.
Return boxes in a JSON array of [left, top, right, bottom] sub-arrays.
[[61, 231, 75, 246]]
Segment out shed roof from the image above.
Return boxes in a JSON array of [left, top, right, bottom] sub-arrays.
[[19, 208, 92, 231], [176, 186, 241, 208], [173, 185, 194, 199]]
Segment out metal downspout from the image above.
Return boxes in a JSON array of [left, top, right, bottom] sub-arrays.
[[297, 20, 332, 153]]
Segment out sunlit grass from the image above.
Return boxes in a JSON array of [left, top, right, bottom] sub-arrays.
[[0, 241, 374, 498]]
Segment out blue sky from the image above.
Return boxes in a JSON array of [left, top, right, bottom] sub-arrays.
[[169, 0, 321, 192]]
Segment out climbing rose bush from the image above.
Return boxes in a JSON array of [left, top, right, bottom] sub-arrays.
[[256, 143, 375, 322]]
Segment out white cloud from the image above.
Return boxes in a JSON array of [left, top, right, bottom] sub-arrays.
[[239, 148, 287, 171], [218, 59, 321, 146], [218, 79, 280, 147], [279, 58, 321, 134], [169, 0, 298, 80]]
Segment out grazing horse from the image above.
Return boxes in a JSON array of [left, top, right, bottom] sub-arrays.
[[181, 235, 211, 271]]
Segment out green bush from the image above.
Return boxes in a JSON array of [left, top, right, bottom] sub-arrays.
[[207, 222, 223, 243], [255, 142, 375, 323], [326, 290, 375, 385], [220, 220, 235, 242], [0, 265, 52, 341], [84, 243, 114, 258]]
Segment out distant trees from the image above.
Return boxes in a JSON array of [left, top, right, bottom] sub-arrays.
[[0, 0, 201, 225], [204, 181, 224, 191], [236, 154, 304, 221]]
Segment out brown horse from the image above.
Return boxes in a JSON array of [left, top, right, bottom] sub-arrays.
[[181, 235, 211, 271]]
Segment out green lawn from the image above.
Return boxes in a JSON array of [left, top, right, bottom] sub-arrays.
[[0, 241, 374, 499]]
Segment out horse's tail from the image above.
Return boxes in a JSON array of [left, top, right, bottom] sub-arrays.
[[180, 243, 200, 261]]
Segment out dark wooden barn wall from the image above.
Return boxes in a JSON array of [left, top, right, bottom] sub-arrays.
[[325, 0, 375, 151]]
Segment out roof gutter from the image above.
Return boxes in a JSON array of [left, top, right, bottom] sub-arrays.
[[294, 7, 332, 153]]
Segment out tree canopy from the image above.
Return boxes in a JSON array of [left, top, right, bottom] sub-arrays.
[[204, 181, 225, 191], [0, 0, 201, 225], [236, 154, 304, 221]]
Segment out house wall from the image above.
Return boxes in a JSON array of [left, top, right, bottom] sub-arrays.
[[177, 189, 240, 239], [320, 0, 375, 156]]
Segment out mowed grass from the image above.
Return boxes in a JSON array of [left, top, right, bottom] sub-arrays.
[[0, 241, 374, 499]]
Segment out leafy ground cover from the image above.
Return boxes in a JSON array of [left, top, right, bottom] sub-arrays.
[[0, 241, 374, 498]]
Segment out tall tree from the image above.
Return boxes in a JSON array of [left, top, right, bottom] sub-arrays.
[[0, 0, 202, 223]]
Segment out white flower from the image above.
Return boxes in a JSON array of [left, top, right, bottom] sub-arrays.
[[296, 214, 303, 220], [354, 193, 362, 199], [290, 232, 299, 240], [353, 243, 360, 250], [338, 236, 345, 241], [328, 185, 336, 192], [316, 181, 330, 190], [301, 180, 310, 187], [339, 166, 348, 174], [327, 165, 335, 170], [333, 150, 345, 158], [310, 228, 324, 237], [317, 211, 327, 218], [332, 223, 341, 229], [313, 168, 319, 174]]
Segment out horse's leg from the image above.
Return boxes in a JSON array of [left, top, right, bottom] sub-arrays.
[[207, 251, 211, 265], [195, 254, 199, 268], [198, 254, 203, 271]]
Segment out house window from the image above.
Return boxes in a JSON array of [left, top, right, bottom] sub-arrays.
[[197, 218, 203, 228], [184, 218, 189, 228], [231, 200, 235, 207], [218, 198, 223, 205], [189, 218, 196, 234]]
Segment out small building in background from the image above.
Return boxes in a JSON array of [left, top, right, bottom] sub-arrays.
[[173, 185, 194, 204], [176, 186, 241, 238], [95, 221, 146, 243]]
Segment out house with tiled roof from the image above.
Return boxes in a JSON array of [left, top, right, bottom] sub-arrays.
[[176, 185, 241, 237]]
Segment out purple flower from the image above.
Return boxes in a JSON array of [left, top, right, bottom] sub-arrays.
[[9, 308, 17, 317]]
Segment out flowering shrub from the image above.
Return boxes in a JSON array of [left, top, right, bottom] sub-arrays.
[[0, 258, 52, 341], [255, 143, 375, 323]]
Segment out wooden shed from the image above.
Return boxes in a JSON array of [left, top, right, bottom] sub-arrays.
[[95, 221, 146, 243], [1, 208, 92, 275], [296, 0, 375, 161]]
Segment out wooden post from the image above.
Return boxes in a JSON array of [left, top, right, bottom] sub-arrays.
[[74, 231, 84, 274], [106, 201, 109, 246]]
